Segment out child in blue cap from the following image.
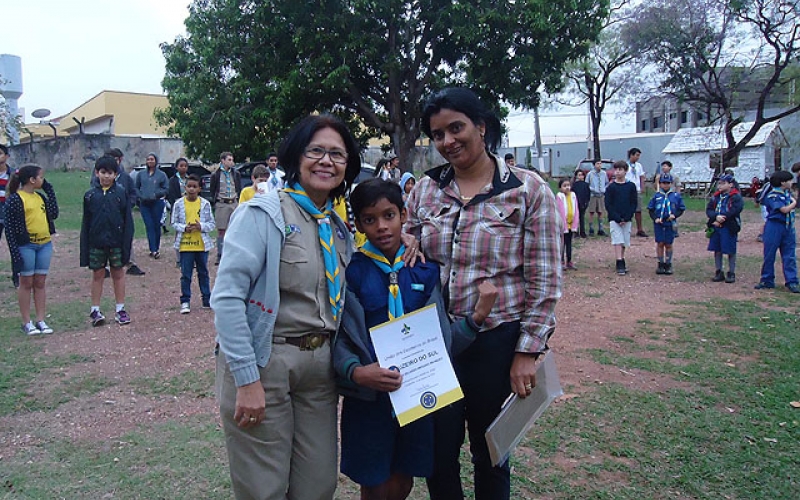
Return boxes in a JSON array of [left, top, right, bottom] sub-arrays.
[[648, 173, 685, 275]]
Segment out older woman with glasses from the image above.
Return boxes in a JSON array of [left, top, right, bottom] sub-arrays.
[[406, 88, 562, 500], [212, 114, 361, 500]]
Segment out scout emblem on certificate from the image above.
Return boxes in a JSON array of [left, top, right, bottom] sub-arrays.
[[369, 304, 463, 426]]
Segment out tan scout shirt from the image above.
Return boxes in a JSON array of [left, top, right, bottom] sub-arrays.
[[273, 192, 350, 336]]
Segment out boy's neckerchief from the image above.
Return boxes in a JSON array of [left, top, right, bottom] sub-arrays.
[[773, 187, 795, 227], [360, 241, 406, 319], [659, 190, 673, 221], [284, 183, 341, 321]]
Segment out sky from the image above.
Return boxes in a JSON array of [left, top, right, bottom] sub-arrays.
[[2, 1, 633, 147]]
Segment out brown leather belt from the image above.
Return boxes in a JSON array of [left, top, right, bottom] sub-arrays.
[[275, 333, 329, 351], [218, 198, 237, 204]]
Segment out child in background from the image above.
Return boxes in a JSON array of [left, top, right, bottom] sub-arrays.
[[6, 164, 59, 335], [238, 164, 269, 203], [571, 170, 590, 238], [334, 178, 496, 500], [706, 175, 743, 283], [586, 159, 608, 236], [755, 170, 799, 293], [80, 156, 134, 326], [399, 172, 416, 203], [172, 174, 215, 313], [556, 178, 579, 269], [647, 173, 685, 275], [604, 161, 637, 275]]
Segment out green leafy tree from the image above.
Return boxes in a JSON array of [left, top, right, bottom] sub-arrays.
[[157, 0, 609, 166], [624, 0, 800, 171]]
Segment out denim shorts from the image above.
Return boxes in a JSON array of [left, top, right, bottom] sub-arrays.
[[18, 241, 53, 276]]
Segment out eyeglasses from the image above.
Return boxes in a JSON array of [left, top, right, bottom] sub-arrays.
[[304, 147, 348, 165]]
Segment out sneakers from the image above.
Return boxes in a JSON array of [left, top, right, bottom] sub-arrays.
[[565, 262, 576, 270], [126, 264, 145, 276], [202, 297, 211, 309], [725, 272, 735, 283], [115, 310, 131, 325], [22, 322, 42, 336], [786, 283, 800, 293], [180, 302, 191, 314], [712, 270, 725, 282], [597, 229, 606, 236], [90, 310, 106, 326], [754, 282, 775, 289], [36, 321, 54, 334], [616, 259, 626, 276], [656, 262, 666, 275]]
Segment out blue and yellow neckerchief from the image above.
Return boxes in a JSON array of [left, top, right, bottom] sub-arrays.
[[284, 183, 341, 321], [360, 241, 406, 320], [658, 190, 673, 221], [772, 188, 795, 227]]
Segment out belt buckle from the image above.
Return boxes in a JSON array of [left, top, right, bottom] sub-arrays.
[[301, 333, 325, 350]]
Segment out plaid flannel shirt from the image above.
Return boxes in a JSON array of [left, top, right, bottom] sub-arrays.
[[405, 156, 562, 353]]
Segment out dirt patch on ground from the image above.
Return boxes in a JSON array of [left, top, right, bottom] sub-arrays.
[[0, 208, 774, 455]]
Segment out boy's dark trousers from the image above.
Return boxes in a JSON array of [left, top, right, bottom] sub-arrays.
[[759, 221, 798, 285], [427, 322, 519, 500], [578, 205, 587, 237], [179, 251, 210, 303]]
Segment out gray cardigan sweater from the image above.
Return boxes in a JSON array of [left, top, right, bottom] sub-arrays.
[[211, 190, 353, 387]]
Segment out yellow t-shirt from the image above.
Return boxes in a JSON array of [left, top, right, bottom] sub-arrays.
[[333, 196, 365, 248], [179, 198, 204, 252], [239, 186, 256, 203], [18, 190, 50, 244]]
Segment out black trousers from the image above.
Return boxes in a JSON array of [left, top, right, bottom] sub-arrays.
[[426, 322, 519, 500]]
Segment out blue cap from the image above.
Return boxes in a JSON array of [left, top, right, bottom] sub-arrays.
[[659, 173, 673, 184], [719, 174, 734, 183]]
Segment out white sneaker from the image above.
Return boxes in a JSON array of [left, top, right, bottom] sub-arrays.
[[36, 321, 54, 334], [22, 322, 42, 336], [180, 303, 191, 314]]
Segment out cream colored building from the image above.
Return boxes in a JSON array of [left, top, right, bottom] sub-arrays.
[[20, 90, 169, 142]]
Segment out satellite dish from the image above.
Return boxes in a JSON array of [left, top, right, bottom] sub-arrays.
[[32, 108, 51, 119]]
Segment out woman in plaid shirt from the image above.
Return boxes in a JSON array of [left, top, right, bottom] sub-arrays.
[[406, 88, 562, 500]]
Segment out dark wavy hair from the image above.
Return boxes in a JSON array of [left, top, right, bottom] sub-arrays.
[[421, 87, 502, 153], [278, 114, 361, 200], [7, 164, 42, 194]]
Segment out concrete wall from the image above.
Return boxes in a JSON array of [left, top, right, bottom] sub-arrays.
[[8, 134, 186, 172]]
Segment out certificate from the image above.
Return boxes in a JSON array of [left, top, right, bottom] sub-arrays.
[[369, 303, 463, 426]]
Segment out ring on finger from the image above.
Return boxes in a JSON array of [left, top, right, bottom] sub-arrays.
[[524, 384, 532, 390], [249, 417, 256, 423]]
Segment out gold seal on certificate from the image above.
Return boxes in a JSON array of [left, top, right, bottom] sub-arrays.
[[369, 303, 463, 426]]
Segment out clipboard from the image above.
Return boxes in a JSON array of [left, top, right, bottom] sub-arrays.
[[484, 352, 563, 466]]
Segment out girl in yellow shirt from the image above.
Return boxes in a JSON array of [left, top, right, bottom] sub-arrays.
[[5, 165, 59, 335]]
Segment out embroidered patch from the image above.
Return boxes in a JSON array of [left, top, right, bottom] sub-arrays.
[[335, 226, 346, 240], [285, 224, 301, 236], [411, 283, 425, 291]]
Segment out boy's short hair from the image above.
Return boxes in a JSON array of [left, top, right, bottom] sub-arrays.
[[267, 152, 278, 160], [0, 144, 9, 155], [350, 178, 404, 220], [661, 160, 672, 168], [613, 160, 629, 171], [627, 147, 641, 158], [185, 174, 201, 185], [251, 164, 268, 178], [104, 148, 123, 159], [504, 153, 514, 161], [220, 151, 233, 161], [770, 170, 793, 187], [95, 155, 119, 173]]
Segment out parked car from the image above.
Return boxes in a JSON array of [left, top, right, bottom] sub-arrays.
[[353, 162, 376, 186], [576, 159, 615, 181], [131, 162, 213, 202]]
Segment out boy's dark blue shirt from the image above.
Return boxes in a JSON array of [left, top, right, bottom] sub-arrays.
[[764, 188, 795, 225], [346, 251, 439, 331]]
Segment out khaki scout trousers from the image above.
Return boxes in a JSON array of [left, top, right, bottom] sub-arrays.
[[216, 341, 338, 500]]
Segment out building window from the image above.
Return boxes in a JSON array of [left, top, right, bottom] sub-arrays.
[[669, 112, 676, 119], [681, 111, 688, 124], [641, 119, 648, 131], [652, 117, 661, 129]]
